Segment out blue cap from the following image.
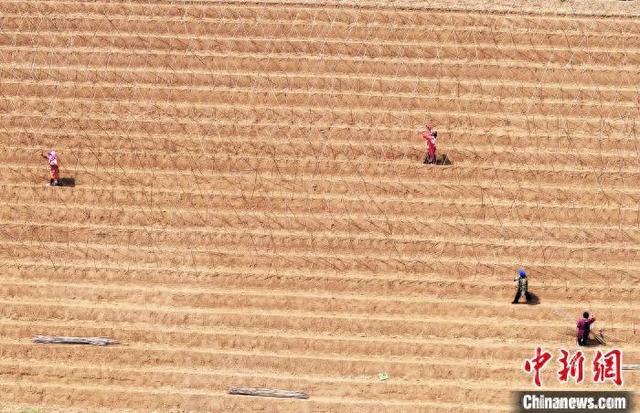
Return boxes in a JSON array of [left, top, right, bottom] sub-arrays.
[[518, 268, 526, 277]]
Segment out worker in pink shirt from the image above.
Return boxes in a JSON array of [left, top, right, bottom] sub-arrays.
[[41, 150, 60, 186], [420, 124, 437, 164], [577, 311, 596, 346]]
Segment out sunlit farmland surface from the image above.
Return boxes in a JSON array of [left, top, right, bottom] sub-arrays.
[[2, 0, 640, 411]]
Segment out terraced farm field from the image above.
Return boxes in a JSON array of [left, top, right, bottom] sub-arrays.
[[2, 0, 640, 412]]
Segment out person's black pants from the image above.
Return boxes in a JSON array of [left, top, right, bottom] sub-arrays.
[[513, 290, 531, 303], [423, 155, 435, 164], [578, 331, 590, 346]]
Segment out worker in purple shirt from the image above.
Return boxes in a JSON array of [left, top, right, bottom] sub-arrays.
[[577, 311, 596, 346]]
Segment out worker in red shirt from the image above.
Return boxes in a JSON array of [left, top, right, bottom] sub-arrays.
[[577, 312, 596, 346], [41, 150, 60, 186], [420, 124, 437, 164]]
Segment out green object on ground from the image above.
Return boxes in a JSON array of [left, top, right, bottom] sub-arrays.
[[379, 372, 390, 381]]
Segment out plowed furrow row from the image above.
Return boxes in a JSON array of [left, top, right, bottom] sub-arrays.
[[3, 97, 637, 139], [8, 357, 616, 408], [4, 259, 639, 303], [0, 341, 517, 378], [0, 379, 508, 413], [0, 402, 125, 413], [4, 48, 640, 88], [2, 0, 639, 32], [0, 323, 633, 384], [9, 148, 640, 188], [1, 281, 637, 325], [6, 81, 640, 121], [8, 123, 640, 153], [5, 66, 640, 107], [7, 167, 640, 212], [6, 317, 640, 358], [5, 90, 640, 129], [0, 355, 522, 389], [3, 240, 640, 281], [6, 234, 640, 269], [3, 219, 640, 265], [2, 298, 627, 345], [5, 199, 640, 244], [3, 14, 640, 47], [2, 109, 635, 149], [12, 136, 640, 177], [4, 175, 640, 214], [4, 32, 640, 68], [5, 183, 640, 229], [0, 360, 522, 406], [0, 299, 634, 348], [10, 135, 640, 171]]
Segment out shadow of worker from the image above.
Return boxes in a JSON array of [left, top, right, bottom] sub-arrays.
[[56, 177, 76, 187], [526, 291, 540, 305], [435, 154, 453, 165]]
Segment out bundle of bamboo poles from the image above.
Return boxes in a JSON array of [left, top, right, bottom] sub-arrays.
[[228, 386, 309, 399], [32, 336, 118, 346]]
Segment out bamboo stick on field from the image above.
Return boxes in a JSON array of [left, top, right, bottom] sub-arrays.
[[32, 335, 118, 346], [228, 386, 309, 399]]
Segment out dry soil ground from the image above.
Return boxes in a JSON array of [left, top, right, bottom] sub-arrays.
[[1, 0, 640, 412]]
